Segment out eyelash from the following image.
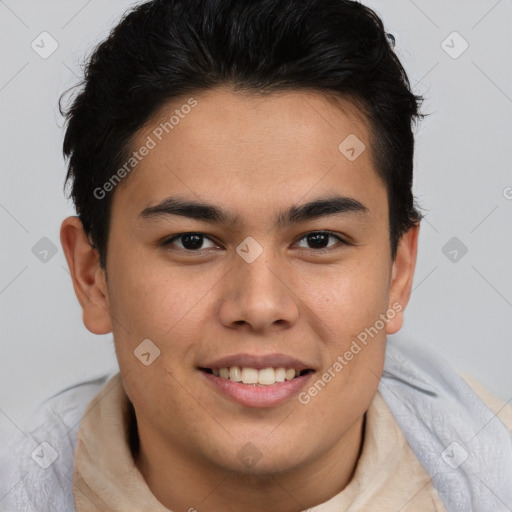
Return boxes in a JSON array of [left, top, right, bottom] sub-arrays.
[[161, 231, 349, 254]]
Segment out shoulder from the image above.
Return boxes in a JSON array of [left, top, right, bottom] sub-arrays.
[[381, 338, 512, 509], [0, 372, 116, 512], [458, 371, 512, 434]]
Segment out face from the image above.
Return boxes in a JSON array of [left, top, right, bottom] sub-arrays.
[[61, 86, 418, 482]]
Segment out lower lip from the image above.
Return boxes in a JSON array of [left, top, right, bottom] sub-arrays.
[[199, 369, 315, 408]]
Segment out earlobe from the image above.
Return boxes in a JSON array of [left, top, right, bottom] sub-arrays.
[[60, 216, 112, 335], [385, 223, 420, 335]]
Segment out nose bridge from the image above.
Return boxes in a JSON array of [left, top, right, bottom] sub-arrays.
[[238, 248, 282, 296]]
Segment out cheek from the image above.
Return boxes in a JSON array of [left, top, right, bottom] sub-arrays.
[[107, 252, 198, 329], [301, 253, 391, 336], [300, 250, 390, 400], [106, 251, 225, 372], [300, 264, 389, 432]]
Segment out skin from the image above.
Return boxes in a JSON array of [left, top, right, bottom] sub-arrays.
[[61, 86, 419, 512]]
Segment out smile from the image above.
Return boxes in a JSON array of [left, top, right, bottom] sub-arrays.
[[200, 367, 313, 386], [199, 367, 315, 408]]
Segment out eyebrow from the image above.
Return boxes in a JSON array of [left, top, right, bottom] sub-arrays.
[[138, 194, 369, 228]]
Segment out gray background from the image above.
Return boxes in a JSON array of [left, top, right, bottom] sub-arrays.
[[1, 0, 511, 435]]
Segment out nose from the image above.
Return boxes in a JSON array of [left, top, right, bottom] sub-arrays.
[[217, 248, 300, 333]]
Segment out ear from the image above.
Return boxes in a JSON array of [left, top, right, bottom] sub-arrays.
[[60, 216, 112, 335], [385, 223, 420, 335]]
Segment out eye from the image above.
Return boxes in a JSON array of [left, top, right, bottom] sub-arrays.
[[162, 232, 218, 251], [161, 231, 348, 254], [294, 231, 346, 251]]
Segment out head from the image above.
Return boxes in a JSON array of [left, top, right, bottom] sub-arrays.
[[60, 0, 423, 498]]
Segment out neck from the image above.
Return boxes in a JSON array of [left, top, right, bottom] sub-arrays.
[[134, 414, 365, 512]]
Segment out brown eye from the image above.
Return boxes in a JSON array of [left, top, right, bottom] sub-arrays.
[[163, 233, 217, 251], [295, 232, 346, 251]]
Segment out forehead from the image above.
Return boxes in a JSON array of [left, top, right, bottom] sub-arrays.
[[111, 86, 386, 223], [142, 87, 371, 161]]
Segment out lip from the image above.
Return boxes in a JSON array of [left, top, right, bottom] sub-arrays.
[[199, 369, 315, 408], [200, 352, 315, 371]]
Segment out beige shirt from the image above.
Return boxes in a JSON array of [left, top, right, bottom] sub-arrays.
[[72, 373, 512, 512]]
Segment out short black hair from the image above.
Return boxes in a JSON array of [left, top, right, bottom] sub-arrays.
[[61, 0, 424, 269]]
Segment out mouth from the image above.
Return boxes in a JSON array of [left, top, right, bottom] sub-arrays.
[[198, 367, 314, 386], [198, 366, 316, 408]]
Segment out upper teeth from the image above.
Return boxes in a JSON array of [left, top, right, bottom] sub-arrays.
[[213, 367, 301, 385]]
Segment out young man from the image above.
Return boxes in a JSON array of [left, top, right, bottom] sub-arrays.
[[2, 0, 511, 511]]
